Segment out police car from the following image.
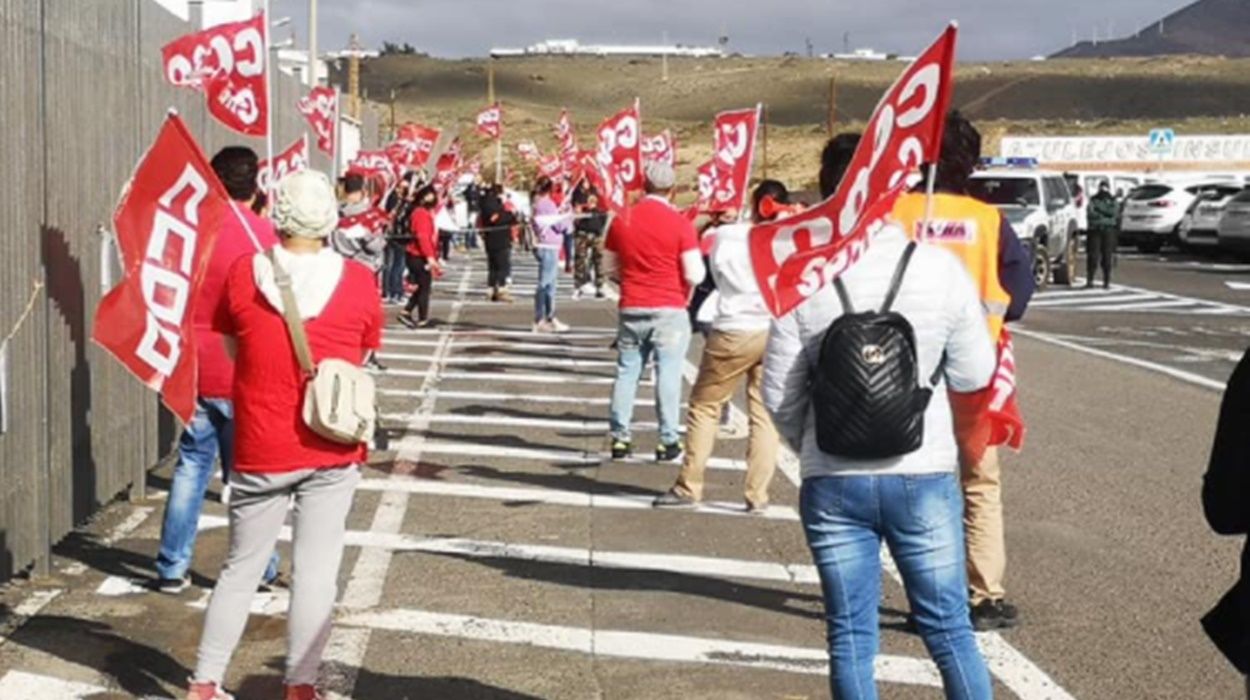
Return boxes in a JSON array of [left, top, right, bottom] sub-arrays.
[[969, 158, 1080, 290]]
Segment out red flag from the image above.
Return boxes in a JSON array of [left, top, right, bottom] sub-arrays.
[[351, 149, 400, 191], [555, 109, 580, 172], [162, 12, 268, 136], [517, 140, 541, 163], [696, 160, 718, 212], [258, 135, 309, 193], [475, 103, 502, 140], [595, 102, 643, 192], [641, 130, 676, 168], [711, 108, 761, 213], [748, 24, 958, 317], [92, 115, 231, 424], [298, 86, 338, 155], [538, 154, 564, 180], [433, 140, 463, 195], [392, 123, 441, 168], [581, 153, 627, 218]]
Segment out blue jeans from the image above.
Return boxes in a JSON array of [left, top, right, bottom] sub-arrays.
[[609, 309, 691, 446], [383, 244, 406, 300], [562, 231, 575, 267], [156, 398, 279, 582], [534, 247, 559, 322], [799, 473, 991, 700]]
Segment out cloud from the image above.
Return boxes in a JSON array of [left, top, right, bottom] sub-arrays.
[[273, 0, 1192, 61]]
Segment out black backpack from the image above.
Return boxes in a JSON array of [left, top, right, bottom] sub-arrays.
[[811, 242, 942, 460]]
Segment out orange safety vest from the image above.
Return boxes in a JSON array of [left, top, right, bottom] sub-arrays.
[[892, 192, 1011, 341]]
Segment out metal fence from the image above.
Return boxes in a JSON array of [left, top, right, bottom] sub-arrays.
[[0, 0, 377, 582]]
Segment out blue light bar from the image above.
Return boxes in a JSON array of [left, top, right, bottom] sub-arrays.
[[980, 157, 1039, 169]]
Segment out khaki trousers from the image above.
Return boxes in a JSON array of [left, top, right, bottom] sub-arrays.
[[673, 329, 779, 507], [962, 445, 1006, 604]]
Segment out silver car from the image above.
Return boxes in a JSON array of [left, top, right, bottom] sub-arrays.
[[1179, 184, 1245, 249], [1217, 188, 1250, 255]]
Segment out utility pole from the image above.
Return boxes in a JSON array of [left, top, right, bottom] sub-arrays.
[[662, 31, 669, 83], [348, 33, 361, 120], [389, 89, 397, 140], [307, 0, 318, 86], [827, 74, 838, 136]]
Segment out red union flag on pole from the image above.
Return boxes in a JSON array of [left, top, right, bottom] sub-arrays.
[[517, 140, 541, 163], [162, 12, 268, 136], [258, 135, 309, 193], [711, 107, 761, 213], [476, 103, 503, 140], [555, 109, 580, 170], [641, 130, 676, 168], [391, 123, 441, 168], [298, 86, 338, 155], [93, 114, 232, 424], [596, 101, 643, 192], [581, 152, 627, 217], [696, 160, 718, 212], [538, 154, 564, 180], [748, 24, 958, 317]]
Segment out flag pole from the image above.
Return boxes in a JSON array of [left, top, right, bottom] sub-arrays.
[[920, 162, 939, 239], [736, 103, 764, 224], [332, 86, 341, 181], [263, 0, 274, 209]]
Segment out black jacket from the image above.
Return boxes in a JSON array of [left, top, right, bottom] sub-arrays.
[[479, 194, 516, 251], [1202, 348, 1250, 674]]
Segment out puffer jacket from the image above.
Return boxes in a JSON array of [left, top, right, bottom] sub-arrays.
[[761, 227, 997, 480]]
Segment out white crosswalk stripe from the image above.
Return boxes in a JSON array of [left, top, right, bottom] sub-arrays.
[[1031, 282, 1250, 315]]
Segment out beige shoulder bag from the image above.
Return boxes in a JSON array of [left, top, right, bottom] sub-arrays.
[[267, 249, 377, 445]]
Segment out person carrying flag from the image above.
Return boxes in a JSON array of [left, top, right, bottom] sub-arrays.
[[889, 111, 1036, 632]]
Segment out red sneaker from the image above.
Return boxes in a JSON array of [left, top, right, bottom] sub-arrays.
[[284, 684, 325, 700], [186, 680, 234, 700]]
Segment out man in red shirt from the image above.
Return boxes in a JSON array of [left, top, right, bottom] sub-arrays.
[[605, 161, 706, 461], [153, 147, 280, 594]]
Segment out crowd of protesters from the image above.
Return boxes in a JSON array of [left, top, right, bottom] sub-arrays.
[[160, 100, 1250, 700]]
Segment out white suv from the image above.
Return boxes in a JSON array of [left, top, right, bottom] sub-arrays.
[[968, 170, 1080, 289]]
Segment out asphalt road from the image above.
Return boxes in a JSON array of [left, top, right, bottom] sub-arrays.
[[0, 248, 1245, 699]]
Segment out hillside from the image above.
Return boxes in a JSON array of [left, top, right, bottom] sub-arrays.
[[1053, 0, 1250, 58], [345, 54, 1250, 192]]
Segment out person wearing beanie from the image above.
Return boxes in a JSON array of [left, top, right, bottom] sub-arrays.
[[154, 146, 281, 597], [186, 169, 383, 700]]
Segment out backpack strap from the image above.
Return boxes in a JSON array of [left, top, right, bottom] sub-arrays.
[[880, 241, 918, 314], [266, 248, 316, 377], [833, 277, 855, 314]]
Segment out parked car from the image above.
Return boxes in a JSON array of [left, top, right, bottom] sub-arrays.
[[1120, 181, 1229, 253], [1217, 188, 1250, 256], [1178, 184, 1246, 250], [969, 169, 1079, 289]]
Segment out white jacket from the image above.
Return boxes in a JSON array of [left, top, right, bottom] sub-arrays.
[[709, 223, 771, 333], [762, 226, 996, 478]]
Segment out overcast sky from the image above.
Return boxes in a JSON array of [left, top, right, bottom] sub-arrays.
[[264, 0, 1192, 60]]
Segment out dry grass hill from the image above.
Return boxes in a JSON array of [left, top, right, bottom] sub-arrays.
[[344, 54, 1250, 193]]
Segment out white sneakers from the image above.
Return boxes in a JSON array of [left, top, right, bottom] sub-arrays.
[[532, 319, 571, 334]]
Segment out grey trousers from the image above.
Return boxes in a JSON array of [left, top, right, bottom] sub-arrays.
[[194, 464, 360, 686]]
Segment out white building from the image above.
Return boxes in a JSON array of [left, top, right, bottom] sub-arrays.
[[491, 39, 724, 59]]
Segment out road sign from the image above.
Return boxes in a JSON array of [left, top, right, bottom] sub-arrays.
[[1148, 128, 1176, 155]]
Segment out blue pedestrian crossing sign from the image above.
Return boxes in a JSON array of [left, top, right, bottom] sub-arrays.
[[1148, 128, 1176, 155]]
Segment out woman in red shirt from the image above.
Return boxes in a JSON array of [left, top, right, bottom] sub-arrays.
[[399, 184, 442, 328], [187, 170, 382, 700]]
